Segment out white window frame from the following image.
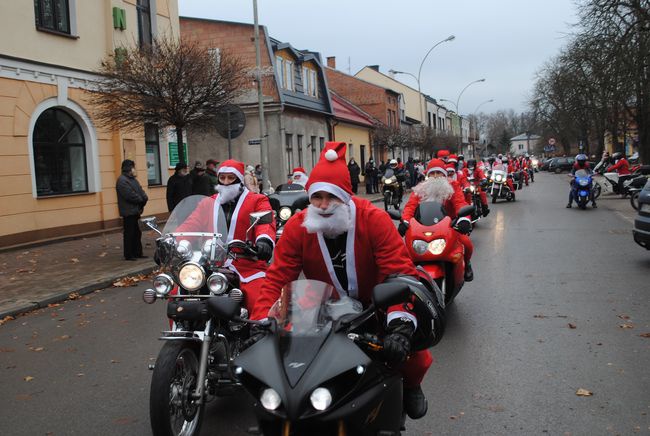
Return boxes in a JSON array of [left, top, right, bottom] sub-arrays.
[[285, 60, 294, 91], [275, 56, 284, 89], [310, 70, 318, 97], [302, 67, 310, 95]]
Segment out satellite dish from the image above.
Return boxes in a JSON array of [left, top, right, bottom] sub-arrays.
[[216, 105, 246, 139]]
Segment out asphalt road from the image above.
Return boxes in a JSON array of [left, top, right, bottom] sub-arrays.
[[1, 172, 649, 435]]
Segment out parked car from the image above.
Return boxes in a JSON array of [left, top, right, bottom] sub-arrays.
[[633, 179, 650, 250], [539, 158, 553, 171], [548, 157, 575, 173]]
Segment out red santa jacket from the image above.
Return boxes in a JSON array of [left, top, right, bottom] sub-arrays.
[[176, 189, 275, 282], [402, 180, 469, 221], [251, 197, 418, 321], [463, 167, 487, 182], [455, 172, 470, 190], [607, 158, 631, 175]]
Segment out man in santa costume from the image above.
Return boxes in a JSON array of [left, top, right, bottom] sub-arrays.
[[399, 159, 475, 282], [288, 167, 309, 187], [176, 159, 275, 314], [437, 149, 451, 163], [463, 158, 490, 217], [251, 142, 434, 420]]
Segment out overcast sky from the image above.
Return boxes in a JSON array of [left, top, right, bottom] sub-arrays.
[[179, 0, 579, 115]]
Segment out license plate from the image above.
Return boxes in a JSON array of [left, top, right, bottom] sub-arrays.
[[641, 203, 650, 213]]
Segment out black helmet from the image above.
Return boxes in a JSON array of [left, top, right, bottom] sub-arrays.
[[612, 152, 623, 161], [487, 156, 495, 164], [380, 275, 445, 350], [467, 158, 477, 168], [458, 155, 465, 161]]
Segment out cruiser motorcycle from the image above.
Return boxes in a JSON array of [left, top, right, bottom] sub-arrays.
[[381, 168, 405, 211], [267, 183, 309, 240], [489, 163, 515, 203], [141, 195, 273, 436]]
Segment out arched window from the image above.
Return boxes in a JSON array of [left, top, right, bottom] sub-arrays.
[[33, 108, 88, 196]]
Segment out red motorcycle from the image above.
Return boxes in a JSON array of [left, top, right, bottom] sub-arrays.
[[392, 201, 474, 305]]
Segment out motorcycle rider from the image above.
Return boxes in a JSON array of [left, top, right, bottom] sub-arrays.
[[175, 159, 276, 313], [518, 156, 530, 186], [463, 158, 490, 217], [400, 159, 475, 282], [567, 154, 596, 208], [607, 152, 632, 195], [437, 149, 451, 163], [289, 167, 309, 188], [251, 142, 435, 419], [503, 157, 517, 193], [387, 158, 406, 200]]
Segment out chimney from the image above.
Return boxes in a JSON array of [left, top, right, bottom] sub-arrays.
[[327, 56, 336, 69], [368, 65, 380, 72]]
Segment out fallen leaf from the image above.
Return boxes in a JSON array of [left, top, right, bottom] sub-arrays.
[[576, 388, 592, 396], [70, 258, 80, 263], [0, 347, 16, 352], [639, 333, 650, 338], [68, 292, 81, 300], [619, 323, 634, 329], [30, 347, 44, 352], [111, 359, 120, 364], [98, 252, 108, 258], [54, 335, 71, 341], [23, 376, 34, 382], [77, 373, 85, 377], [568, 323, 577, 329], [16, 268, 30, 273], [534, 314, 548, 319], [47, 303, 60, 308], [618, 314, 631, 320], [0, 316, 15, 326], [28, 259, 37, 264]]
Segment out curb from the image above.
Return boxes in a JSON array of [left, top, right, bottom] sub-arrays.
[[0, 264, 157, 320]]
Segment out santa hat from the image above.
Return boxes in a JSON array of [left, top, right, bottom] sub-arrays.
[[292, 167, 307, 177], [445, 163, 457, 173], [448, 154, 458, 163], [437, 149, 450, 159], [426, 158, 448, 176], [306, 142, 353, 203], [217, 159, 245, 182]]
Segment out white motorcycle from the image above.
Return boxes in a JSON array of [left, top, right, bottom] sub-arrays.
[[592, 159, 620, 199]]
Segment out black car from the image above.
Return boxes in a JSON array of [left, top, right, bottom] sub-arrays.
[[548, 157, 575, 173], [633, 179, 650, 250], [539, 158, 554, 171]]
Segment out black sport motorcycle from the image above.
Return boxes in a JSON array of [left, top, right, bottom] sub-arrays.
[[267, 183, 309, 240], [141, 195, 274, 436], [230, 277, 444, 435], [381, 168, 405, 211]]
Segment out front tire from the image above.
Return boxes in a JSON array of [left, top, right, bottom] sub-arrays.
[[384, 191, 391, 212], [150, 342, 204, 436], [631, 191, 640, 210]]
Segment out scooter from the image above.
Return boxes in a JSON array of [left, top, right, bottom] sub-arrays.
[[391, 202, 474, 305], [572, 170, 594, 210]]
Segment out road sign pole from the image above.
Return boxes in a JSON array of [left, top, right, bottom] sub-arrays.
[[227, 110, 232, 159]]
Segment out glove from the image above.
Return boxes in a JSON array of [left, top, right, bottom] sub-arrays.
[[398, 220, 409, 237], [383, 318, 415, 364], [241, 324, 267, 350], [255, 238, 273, 262]]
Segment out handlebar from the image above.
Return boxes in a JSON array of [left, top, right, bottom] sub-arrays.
[[347, 332, 384, 352], [227, 239, 259, 258]]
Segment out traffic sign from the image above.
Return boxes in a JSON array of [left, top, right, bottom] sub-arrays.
[[248, 139, 261, 145]]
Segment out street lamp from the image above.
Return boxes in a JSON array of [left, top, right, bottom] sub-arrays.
[[455, 78, 486, 153], [389, 34, 455, 126]]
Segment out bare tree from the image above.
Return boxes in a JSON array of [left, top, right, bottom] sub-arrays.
[[89, 37, 248, 163]]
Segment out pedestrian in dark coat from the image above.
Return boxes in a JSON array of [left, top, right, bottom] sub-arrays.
[[205, 159, 220, 195], [166, 162, 192, 211], [116, 159, 148, 261], [348, 158, 361, 194], [364, 159, 376, 194], [190, 161, 212, 196]]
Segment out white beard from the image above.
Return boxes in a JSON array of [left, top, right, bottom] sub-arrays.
[[302, 203, 352, 238], [292, 173, 309, 187], [216, 183, 243, 204], [413, 176, 455, 203]]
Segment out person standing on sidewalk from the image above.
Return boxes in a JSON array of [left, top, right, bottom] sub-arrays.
[[364, 158, 376, 194], [116, 159, 148, 261], [166, 162, 192, 211], [348, 157, 361, 194], [190, 161, 212, 196], [205, 159, 220, 194]]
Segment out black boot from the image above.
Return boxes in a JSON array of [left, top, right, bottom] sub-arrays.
[[464, 261, 474, 282], [592, 201, 597, 208], [482, 205, 490, 217], [566, 203, 572, 208], [404, 385, 428, 419]]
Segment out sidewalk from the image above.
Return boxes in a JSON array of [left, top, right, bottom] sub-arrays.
[[0, 192, 386, 319]]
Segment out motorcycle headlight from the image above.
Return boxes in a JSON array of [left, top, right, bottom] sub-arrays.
[[310, 387, 332, 411], [428, 239, 446, 255], [178, 263, 205, 292], [176, 239, 192, 259], [412, 240, 428, 255], [278, 207, 292, 221], [383, 178, 391, 185], [495, 175, 503, 182], [206, 273, 228, 295], [579, 179, 589, 187], [260, 388, 282, 411], [152, 273, 174, 296]]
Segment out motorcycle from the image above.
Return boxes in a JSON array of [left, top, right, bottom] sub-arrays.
[[465, 174, 486, 224], [140, 195, 274, 436], [489, 163, 515, 203], [391, 202, 474, 305], [231, 278, 443, 435], [572, 169, 594, 210], [381, 168, 405, 211], [267, 183, 309, 240]]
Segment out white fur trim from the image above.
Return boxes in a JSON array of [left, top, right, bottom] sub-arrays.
[[387, 311, 418, 328], [346, 200, 358, 298], [228, 188, 249, 241], [218, 166, 244, 182], [325, 149, 338, 161], [308, 182, 351, 203], [426, 167, 448, 176], [255, 234, 275, 248]]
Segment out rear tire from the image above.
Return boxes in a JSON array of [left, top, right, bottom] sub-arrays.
[[150, 342, 204, 436], [631, 192, 640, 210]]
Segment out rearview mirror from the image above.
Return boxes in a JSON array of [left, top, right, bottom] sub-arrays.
[[372, 282, 411, 309], [249, 211, 274, 226], [141, 216, 161, 235], [206, 296, 240, 320], [387, 210, 401, 221], [457, 205, 476, 218]]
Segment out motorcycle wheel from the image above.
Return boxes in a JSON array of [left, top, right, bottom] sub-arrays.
[[578, 196, 587, 210], [491, 194, 497, 204], [150, 341, 204, 436], [631, 191, 640, 211], [384, 192, 391, 212], [593, 183, 602, 199], [435, 278, 450, 305]]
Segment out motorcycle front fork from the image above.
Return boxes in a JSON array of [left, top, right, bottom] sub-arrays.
[[192, 320, 214, 402]]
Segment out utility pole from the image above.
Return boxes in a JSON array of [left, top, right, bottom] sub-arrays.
[[253, 0, 270, 192]]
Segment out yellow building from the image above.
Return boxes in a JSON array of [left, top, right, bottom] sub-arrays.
[[0, 1, 179, 247], [330, 92, 376, 184]]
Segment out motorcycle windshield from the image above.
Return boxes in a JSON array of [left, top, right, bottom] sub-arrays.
[[162, 195, 228, 262], [383, 168, 395, 178], [275, 183, 306, 193], [414, 201, 446, 225], [492, 163, 506, 172], [268, 280, 363, 387], [575, 169, 590, 178]]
